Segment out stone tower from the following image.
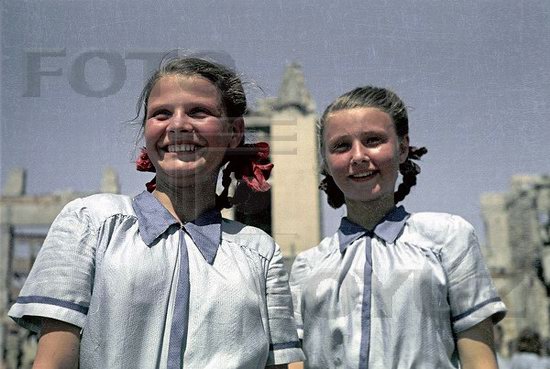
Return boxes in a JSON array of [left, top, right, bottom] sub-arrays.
[[238, 62, 322, 259], [271, 62, 321, 258]]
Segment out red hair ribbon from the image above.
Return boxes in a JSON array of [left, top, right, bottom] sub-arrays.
[[135, 147, 157, 192], [228, 142, 274, 192]]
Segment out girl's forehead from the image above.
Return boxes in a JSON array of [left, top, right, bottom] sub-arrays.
[[151, 75, 219, 96], [147, 75, 223, 108], [327, 107, 388, 121], [325, 107, 394, 133]]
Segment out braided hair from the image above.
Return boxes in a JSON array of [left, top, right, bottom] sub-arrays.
[[318, 86, 427, 208]]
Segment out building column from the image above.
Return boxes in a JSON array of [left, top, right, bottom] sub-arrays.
[[0, 205, 12, 366]]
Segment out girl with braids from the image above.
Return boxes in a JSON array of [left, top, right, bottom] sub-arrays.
[[9, 56, 304, 369], [290, 86, 506, 369]]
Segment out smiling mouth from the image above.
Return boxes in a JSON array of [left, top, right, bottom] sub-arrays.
[[349, 170, 378, 179], [167, 144, 199, 153]]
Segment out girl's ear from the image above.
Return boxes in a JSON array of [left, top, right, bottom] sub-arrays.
[[229, 117, 245, 148], [399, 135, 410, 164]]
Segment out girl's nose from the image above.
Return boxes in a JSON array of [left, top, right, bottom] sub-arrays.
[[350, 143, 369, 165], [168, 113, 194, 134]]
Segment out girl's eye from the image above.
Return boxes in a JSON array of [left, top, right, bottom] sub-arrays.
[[330, 141, 350, 152], [149, 109, 171, 120], [189, 107, 215, 118], [364, 137, 383, 146]]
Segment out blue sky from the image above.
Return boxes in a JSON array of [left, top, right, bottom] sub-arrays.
[[2, 0, 549, 241]]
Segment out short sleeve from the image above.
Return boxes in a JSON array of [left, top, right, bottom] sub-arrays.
[[441, 216, 506, 333], [265, 244, 305, 365], [289, 252, 311, 340], [8, 198, 98, 333]]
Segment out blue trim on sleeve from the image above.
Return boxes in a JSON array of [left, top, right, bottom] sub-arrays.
[[451, 296, 502, 322], [16, 295, 89, 314], [269, 341, 302, 350]]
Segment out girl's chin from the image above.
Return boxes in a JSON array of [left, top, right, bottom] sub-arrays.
[[345, 192, 395, 205], [158, 168, 219, 184]]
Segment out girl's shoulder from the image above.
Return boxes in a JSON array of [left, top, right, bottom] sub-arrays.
[[58, 193, 136, 228], [221, 218, 277, 260], [406, 211, 475, 237], [292, 234, 339, 272], [403, 211, 478, 251], [79, 192, 134, 212]]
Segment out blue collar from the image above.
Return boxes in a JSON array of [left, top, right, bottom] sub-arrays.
[[132, 191, 222, 264], [337, 205, 409, 254]]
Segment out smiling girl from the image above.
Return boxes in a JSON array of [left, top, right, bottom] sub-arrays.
[[9, 56, 304, 369], [290, 86, 506, 369]]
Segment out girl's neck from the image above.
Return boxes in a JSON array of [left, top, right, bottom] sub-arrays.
[[153, 176, 218, 224], [345, 193, 396, 231]]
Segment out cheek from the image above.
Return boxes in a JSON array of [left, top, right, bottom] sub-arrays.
[[203, 123, 232, 146], [377, 145, 400, 165], [325, 155, 348, 179], [144, 121, 160, 139], [143, 124, 164, 152], [378, 152, 402, 181]]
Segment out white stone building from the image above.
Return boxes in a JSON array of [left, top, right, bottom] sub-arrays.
[[481, 174, 550, 355]]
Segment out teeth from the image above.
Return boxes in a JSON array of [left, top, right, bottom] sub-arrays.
[[351, 171, 375, 178], [168, 144, 196, 153]]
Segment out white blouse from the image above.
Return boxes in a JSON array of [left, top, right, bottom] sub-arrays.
[[290, 206, 506, 369], [10, 191, 304, 368]]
